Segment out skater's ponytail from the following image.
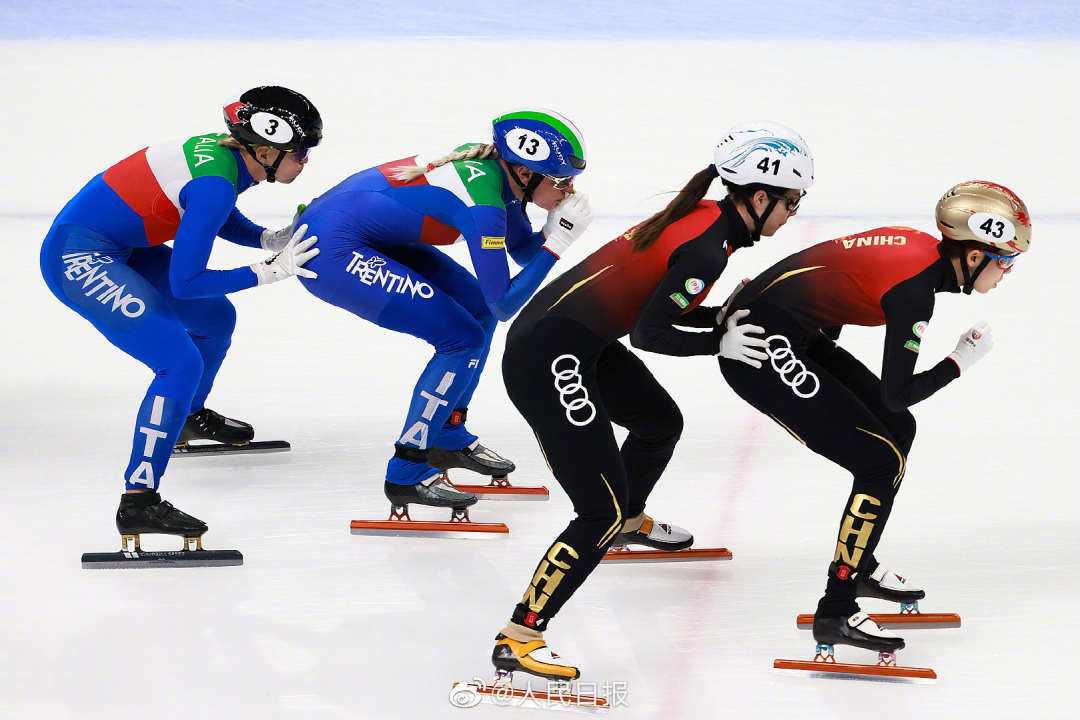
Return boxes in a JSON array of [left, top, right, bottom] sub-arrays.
[[629, 166, 719, 251], [390, 144, 500, 182]]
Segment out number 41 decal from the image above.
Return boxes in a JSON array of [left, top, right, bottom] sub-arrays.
[[757, 157, 780, 175]]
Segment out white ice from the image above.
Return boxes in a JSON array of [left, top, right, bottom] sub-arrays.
[[2, 32, 1079, 720]]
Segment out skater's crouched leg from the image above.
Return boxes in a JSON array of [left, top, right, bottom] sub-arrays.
[[819, 427, 906, 617], [512, 472, 629, 632], [592, 342, 685, 519], [510, 426, 630, 630], [175, 296, 237, 412], [884, 409, 916, 458], [500, 319, 633, 633], [121, 330, 205, 491]]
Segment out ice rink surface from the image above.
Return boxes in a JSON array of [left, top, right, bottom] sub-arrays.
[[2, 3, 1079, 719]]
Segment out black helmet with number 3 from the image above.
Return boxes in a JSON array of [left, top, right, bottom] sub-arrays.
[[223, 86, 322, 181]]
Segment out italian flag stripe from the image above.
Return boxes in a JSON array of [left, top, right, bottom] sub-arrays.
[[378, 155, 427, 188], [376, 150, 502, 211], [425, 160, 475, 207], [101, 133, 239, 246], [145, 142, 192, 211], [102, 147, 180, 246], [451, 145, 503, 207]]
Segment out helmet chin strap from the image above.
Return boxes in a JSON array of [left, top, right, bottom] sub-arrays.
[[508, 166, 545, 208], [743, 194, 780, 244], [244, 144, 287, 183], [959, 253, 993, 295]]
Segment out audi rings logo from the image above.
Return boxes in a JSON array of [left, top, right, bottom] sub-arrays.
[[765, 335, 820, 399], [551, 354, 597, 427]]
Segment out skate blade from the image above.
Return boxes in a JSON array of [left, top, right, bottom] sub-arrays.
[[81, 549, 243, 569], [773, 658, 937, 682], [451, 483, 550, 501], [172, 440, 290, 456], [349, 519, 509, 539], [601, 547, 732, 563], [795, 612, 961, 630], [449, 680, 609, 712]]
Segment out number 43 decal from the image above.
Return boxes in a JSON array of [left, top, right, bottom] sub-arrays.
[[979, 217, 1006, 239], [756, 157, 780, 175]]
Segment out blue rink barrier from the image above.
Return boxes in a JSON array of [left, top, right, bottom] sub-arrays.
[[2, 0, 1077, 40]]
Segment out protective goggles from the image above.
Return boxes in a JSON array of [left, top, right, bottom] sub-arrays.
[[545, 175, 575, 191], [984, 249, 1020, 270], [768, 190, 805, 213]]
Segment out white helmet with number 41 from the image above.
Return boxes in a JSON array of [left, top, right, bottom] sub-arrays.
[[713, 121, 815, 191]]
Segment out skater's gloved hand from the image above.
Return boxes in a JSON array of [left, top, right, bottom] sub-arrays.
[[542, 192, 594, 259], [718, 278, 752, 322], [717, 309, 768, 368], [947, 321, 993, 374], [259, 204, 308, 251], [251, 224, 319, 285]]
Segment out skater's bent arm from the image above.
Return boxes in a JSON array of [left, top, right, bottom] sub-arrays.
[[169, 176, 259, 298], [491, 251, 557, 320], [879, 281, 959, 411], [675, 304, 721, 328], [504, 203, 545, 266], [458, 204, 555, 321], [630, 243, 725, 357], [216, 208, 265, 248]]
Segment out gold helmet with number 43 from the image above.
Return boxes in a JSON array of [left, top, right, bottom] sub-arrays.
[[935, 180, 1032, 254]]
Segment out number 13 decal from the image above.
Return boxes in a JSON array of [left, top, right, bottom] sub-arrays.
[[504, 128, 550, 161], [517, 134, 540, 155]]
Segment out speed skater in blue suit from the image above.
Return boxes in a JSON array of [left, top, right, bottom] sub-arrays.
[[40, 86, 322, 550], [296, 108, 594, 512]]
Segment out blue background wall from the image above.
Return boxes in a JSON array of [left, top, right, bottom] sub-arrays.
[[3, 1, 1078, 39]]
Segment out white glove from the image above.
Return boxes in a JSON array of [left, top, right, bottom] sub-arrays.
[[260, 204, 307, 251], [947, 322, 994, 374], [250, 224, 319, 285], [260, 224, 295, 252], [717, 308, 769, 368], [542, 192, 594, 258]]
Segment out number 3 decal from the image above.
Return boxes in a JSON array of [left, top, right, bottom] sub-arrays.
[[250, 111, 295, 143]]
